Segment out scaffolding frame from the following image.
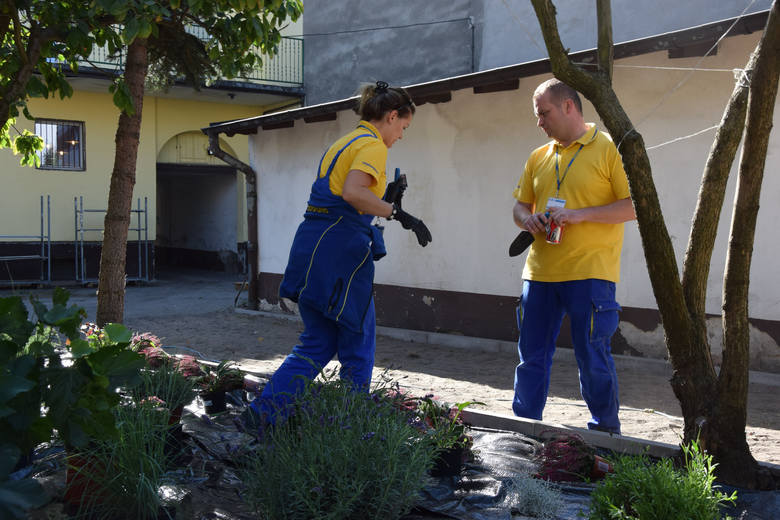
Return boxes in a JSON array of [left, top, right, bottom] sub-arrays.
[[0, 195, 51, 286], [74, 196, 151, 283]]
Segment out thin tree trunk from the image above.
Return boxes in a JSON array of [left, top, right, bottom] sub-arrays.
[[682, 57, 753, 318], [529, 0, 780, 487], [96, 38, 148, 325], [530, 0, 718, 433], [711, 0, 779, 488]]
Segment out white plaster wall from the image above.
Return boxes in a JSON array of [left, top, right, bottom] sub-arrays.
[[162, 174, 237, 251], [613, 34, 780, 321], [252, 31, 779, 324]]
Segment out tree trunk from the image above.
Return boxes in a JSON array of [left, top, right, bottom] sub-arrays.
[[530, 0, 718, 433], [95, 38, 149, 326], [709, 1, 779, 488], [682, 58, 752, 318], [530, 0, 779, 487]]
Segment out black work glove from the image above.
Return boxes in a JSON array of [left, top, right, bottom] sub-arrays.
[[382, 175, 407, 206], [391, 203, 432, 247]]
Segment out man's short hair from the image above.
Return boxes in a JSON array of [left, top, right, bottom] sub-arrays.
[[534, 78, 583, 115]]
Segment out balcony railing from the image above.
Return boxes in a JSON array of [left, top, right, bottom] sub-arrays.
[[78, 35, 303, 87]]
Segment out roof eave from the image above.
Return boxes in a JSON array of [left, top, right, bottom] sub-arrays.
[[204, 9, 769, 137]]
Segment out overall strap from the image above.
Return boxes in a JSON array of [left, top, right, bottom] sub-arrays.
[[317, 133, 376, 181]]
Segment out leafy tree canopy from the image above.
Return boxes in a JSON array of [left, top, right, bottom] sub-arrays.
[[0, 0, 302, 165]]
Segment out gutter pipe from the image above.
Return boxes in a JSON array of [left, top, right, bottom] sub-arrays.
[[205, 131, 259, 310]]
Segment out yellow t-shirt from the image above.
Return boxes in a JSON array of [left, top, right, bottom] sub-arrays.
[[321, 120, 388, 199], [513, 124, 630, 283]]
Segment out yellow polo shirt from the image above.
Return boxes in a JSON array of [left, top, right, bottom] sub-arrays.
[[321, 120, 388, 199], [513, 124, 630, 283]]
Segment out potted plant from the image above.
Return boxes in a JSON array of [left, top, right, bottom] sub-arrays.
[[413, 395, 483, 477], [197, 360, 244, 414], [535, 432, 613, 482]]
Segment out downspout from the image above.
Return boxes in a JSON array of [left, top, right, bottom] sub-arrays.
[[205, 131, 259, 310]]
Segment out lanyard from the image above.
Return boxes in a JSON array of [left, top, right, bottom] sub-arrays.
[[554, 128, 598, 197]]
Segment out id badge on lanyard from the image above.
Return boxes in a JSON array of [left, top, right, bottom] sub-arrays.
[[544, 197, 566, 244]]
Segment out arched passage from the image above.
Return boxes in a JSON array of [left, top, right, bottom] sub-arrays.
[[156, 132, 246, 273]]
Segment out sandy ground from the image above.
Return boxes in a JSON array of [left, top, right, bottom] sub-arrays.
[[12, 269, 780, 466], [125, 310, 780, 467]]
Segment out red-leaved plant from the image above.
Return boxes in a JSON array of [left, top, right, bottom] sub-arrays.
[[535, 432, 599, 482]]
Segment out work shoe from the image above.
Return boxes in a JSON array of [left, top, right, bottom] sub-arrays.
[[238, 402, 270, 440]]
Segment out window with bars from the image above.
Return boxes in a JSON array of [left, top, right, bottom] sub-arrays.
[[35, 119, 85, 171]]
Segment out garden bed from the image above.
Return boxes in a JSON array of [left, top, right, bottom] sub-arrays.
[[3, 290, 778, 519], [17, 389, 780, 520]]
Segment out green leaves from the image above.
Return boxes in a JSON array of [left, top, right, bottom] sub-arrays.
[[13, 132, 44, 168], [103, 323, 133, 344], [0, 372, 36, 403], [0, 289, 147, 519], [588, 442, 738, 520], [123, 16, 140, 43], [25, 76, 49, 99], [109, 78, 135, 115], [0, 298, 32, 351]]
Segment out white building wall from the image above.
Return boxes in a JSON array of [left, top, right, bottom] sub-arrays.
[[252, 32, 779, 363]]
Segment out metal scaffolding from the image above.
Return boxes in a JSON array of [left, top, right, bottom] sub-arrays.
[[0, 195, 51, 286], [74, 196, 151, 283]]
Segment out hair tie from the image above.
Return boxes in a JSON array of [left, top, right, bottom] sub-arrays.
[[375, 80, 389, 93]]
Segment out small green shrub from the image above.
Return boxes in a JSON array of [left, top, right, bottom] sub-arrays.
[[238, 373, 436, 520], [588, 441, 737, 520], [505, 473, 565, 519], [0, 290, 144, 519], [413, 395, 483, 450], [67, 400, 174, 520]]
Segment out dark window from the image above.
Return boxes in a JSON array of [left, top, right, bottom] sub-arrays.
[[35, 119, 85, 171]]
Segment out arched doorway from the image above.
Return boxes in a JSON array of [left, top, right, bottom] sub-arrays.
[[156, 132, 246, 274]]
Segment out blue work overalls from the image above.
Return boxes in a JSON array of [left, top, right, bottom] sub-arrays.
[[251, 129, 386, 422], [512, 279, 622, 434]]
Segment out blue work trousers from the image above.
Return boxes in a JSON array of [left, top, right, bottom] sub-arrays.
[[512, 279, 621, 433], [253, 298, 376, 422]]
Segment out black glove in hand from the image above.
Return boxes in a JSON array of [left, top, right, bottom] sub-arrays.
[[392, 204, 432, 247], [383, 176, 407, 206]]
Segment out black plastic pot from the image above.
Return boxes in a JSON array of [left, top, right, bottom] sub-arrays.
[[430, 446, 465, 477], [201, 391, 227, 414]]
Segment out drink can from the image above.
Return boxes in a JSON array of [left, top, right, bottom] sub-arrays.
[[546, 220, 563, 244]]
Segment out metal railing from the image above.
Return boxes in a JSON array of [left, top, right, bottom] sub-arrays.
[[78, 35, 303, 87], [0, 195, 51, 286], [75, 196, 151, 283]]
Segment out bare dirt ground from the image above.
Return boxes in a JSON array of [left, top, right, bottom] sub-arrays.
[[125, 308, 780, 467], [15, 269, 780, 466]]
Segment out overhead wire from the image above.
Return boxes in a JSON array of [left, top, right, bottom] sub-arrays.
[[615, 0, 759, 150], [497, 0, 759, 150], [293, 17, 472, 37]]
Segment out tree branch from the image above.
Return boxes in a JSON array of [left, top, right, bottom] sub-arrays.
[[720, 0, 779, 417], [530, 0, 716, 419], [681, 57, 752, 318], [11, 8, 27, 64], [596, 0, 613, 83]]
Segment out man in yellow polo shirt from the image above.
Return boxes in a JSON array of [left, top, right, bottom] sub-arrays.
[[511, 78, 635, 434]]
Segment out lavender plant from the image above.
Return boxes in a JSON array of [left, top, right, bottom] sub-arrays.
[[238, 371, 436, 519]]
